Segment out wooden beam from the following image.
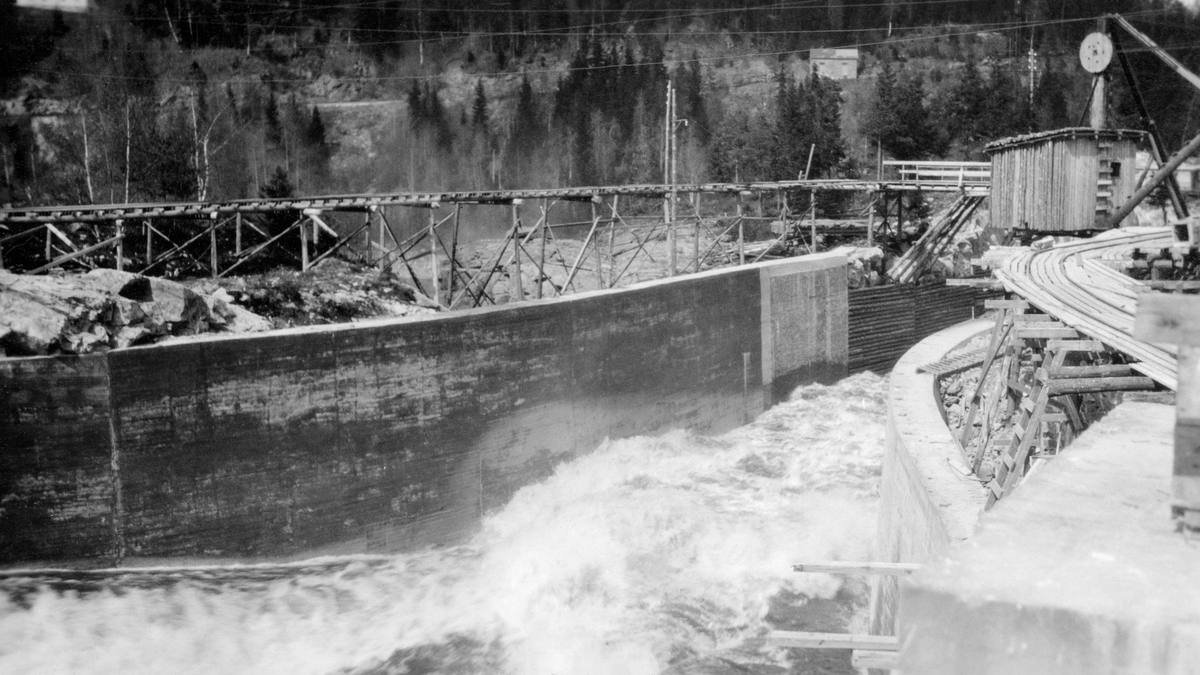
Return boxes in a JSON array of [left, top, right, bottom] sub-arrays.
[[985, 299, 1029, 310], [792, 562, 921, 576], [28, 234, 124, 274], [765, 632, 899, 651], [853, 649, 899, 670], [1046, 339, 1106, 352], [1045, 376, 1157, 395]]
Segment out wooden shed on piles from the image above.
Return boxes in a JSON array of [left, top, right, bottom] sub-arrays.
[[985, 127, 1145, 233]]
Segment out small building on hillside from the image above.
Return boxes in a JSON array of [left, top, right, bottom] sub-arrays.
[[16, 0, 91, 11], [986, 127, 1145, 233], [810, 48, 859, 80]]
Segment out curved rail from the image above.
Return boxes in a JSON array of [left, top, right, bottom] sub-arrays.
[[994, 227, 1178, 389]]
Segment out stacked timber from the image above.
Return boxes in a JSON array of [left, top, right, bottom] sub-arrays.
[[0, 269, 270, 357], [888, 195, 985, 284]]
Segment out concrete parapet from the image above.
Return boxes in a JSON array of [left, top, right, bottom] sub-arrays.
[[900, 401, 1200, 675], [869, 319, 991, 638]]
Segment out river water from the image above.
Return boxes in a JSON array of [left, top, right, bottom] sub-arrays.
[[0, 373, 887, 675]]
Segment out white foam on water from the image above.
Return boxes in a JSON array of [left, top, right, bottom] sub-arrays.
[[0, 372, 887, 675]]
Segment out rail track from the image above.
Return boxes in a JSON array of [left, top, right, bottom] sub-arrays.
[[994, 226, 1179, 389]]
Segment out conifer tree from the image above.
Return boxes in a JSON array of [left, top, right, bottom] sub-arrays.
[[472, 80, 489, 130]]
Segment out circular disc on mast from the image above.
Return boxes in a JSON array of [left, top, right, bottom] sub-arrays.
[[1080, 32, 1113, 74]]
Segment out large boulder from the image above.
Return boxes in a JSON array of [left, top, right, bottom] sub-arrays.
[[0, 269, 270, 357]]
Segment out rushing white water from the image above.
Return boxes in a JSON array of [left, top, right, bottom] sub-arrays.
[[0, 373, 887, 675]]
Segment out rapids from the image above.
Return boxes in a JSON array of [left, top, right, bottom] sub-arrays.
[[0, 373, 887, 675]]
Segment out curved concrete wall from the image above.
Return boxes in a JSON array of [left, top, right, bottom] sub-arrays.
[[869, 319, 992, 638], [1, 253, 849, 565]]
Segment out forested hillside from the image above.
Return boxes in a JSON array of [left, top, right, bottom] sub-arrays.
[[3, 0, 1200, 211]]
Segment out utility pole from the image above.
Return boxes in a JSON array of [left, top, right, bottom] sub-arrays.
[[1091, 17, 1108, 130]]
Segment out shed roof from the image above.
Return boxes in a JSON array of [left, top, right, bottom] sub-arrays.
[[810, 48, 859, 59], [985, 127, 1145, 154]]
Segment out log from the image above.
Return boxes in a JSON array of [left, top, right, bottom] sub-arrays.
[[765, 631, 899, 650]]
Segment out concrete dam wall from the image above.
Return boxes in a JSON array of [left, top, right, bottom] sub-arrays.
[[2, 254, 854, 565]]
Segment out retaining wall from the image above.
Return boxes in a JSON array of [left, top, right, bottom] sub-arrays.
[[1, 253, 849, 565], [868, 319, 992, 639], [848, 284, 987, 374]]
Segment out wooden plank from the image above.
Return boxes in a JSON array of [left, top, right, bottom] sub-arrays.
[[1046, 364, 1134, 378], [1046, 376, 1158, 395], [1133, 292, 1200, 346], [946, 278, 1004, 290], [1015, 327, 1080, 339], [765, 632, 900, 650], [1011, 314, 1059, 323], [853, 649, 899, 670], [1046, 339, 1106, 352], [792, 562, 921, 576], [986, 299, 1029, 310]]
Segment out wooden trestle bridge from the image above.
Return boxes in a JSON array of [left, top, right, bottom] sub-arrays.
[[0, 162, 989, 308], [933, 226, 1183, 508]]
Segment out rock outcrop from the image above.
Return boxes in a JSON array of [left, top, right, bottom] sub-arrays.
[[0, 269, 271, 357]]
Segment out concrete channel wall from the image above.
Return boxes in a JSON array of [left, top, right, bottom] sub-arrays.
[[868, 319, 992, 639], [1, 253, 851, 565]]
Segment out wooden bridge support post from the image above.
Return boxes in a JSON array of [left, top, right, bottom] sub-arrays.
[[511, 200, 524, 302], [867, 194, 876, 249], [738, 191, 748, 265], [449, 203, 461, 303], [430, 203, 440, 306], [236, 213, 244, 255], [692, 192, 700, 272], [810, 190, 818, 253], [592, 200, 603, 288], [536, 199, 548, 299], [145, 221, 153, 263], [115, 219, 124, 271], [209, 213, 219, 278], [299, 212, 309, 272]]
